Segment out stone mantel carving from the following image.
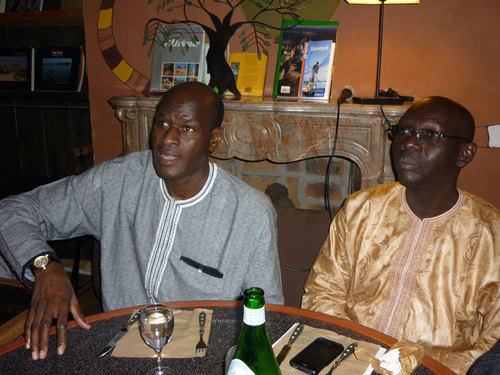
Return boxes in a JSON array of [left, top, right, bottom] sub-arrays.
[[108, 97, 409, 188]]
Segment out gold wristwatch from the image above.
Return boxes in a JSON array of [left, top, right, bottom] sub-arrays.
[[30, 253, 59, 272]]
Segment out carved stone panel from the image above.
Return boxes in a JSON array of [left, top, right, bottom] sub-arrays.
[[108, 97, 408, 188]]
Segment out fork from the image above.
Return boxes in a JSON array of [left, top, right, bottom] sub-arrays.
[[325, 342, 358, 374], [195, 311, 208, 355]]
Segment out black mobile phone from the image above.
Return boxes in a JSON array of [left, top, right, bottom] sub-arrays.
[[289, 337, 344, 375]]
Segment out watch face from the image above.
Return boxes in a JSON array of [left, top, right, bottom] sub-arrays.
[[33, 255, 49, 269]]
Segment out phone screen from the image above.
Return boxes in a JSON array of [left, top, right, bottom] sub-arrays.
[[289, 337, 344, 375]]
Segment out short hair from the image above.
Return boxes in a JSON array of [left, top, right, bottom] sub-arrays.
[[451, 98, 475, 141], [160, 82, 224, 130], [417, 96, 475, 141]]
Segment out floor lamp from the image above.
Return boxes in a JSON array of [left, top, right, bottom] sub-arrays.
[[345, 0, 419, 105]]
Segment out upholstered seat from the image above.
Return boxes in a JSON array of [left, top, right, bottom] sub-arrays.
[[276, 207, 331, 308]]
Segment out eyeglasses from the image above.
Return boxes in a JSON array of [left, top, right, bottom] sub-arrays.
[[387, 125, 471, 146]]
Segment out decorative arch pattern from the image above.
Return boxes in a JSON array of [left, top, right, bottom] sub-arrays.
[[97, 0, 150, 94]]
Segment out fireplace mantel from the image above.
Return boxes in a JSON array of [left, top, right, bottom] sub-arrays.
[[108, 97, 409, 188]]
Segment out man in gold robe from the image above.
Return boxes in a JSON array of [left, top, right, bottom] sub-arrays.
[[302, 96, 500, 374]]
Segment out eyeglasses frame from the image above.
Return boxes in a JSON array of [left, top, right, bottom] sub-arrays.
[[387, 124, 471, 145]]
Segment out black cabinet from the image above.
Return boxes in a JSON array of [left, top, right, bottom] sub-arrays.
[[0, 10, 92, 181], [0, 92, 92, 179], [0, 11, 96, 300]]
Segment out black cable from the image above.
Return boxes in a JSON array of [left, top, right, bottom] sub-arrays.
[[379, 106, 393, 129], [324, 103, 391, 222]]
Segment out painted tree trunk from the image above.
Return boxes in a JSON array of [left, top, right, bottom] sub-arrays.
[[205, 32, 241, 98]]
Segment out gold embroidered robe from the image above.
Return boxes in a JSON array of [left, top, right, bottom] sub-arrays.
[[302, 183, 500, 374]]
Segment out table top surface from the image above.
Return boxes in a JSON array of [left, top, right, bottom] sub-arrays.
[[0, 301, 454, 375]]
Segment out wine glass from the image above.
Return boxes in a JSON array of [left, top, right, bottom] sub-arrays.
[[139, 304, 175, 375]]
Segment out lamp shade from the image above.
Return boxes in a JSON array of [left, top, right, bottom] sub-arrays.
[[345, 0, 419, 4]]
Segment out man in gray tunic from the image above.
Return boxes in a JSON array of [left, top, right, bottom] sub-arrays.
[[0, 82, 283, 360]]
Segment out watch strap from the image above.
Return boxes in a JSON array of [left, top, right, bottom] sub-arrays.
[[25, 251, 62, 272]]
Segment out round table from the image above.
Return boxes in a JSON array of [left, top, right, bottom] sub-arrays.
[[0, 301, 454, 375]]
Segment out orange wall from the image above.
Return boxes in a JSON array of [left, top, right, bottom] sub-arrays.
[[83, 0, 500, 208]]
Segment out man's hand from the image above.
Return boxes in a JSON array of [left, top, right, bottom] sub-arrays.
[[24, 262, 91, 360]]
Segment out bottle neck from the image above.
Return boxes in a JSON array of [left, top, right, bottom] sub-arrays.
[[243, 306, 265, 326]]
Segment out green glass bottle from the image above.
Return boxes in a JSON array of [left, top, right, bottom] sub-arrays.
[[228, 287, 282, 375]]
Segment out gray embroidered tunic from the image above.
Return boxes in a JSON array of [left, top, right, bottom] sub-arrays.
[[0, 151, 284, 310]]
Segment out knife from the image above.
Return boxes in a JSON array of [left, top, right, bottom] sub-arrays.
[[97, 310, 141, 358], [325, 342, 358, 375], [276, 323, 304, 365]]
